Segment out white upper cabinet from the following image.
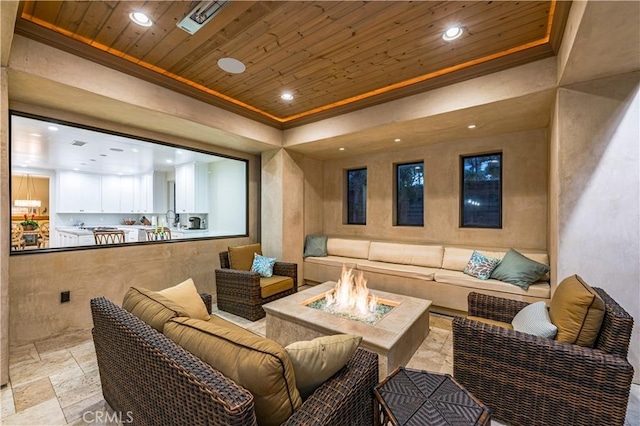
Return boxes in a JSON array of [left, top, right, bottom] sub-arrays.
[[100, 175, 121, 213], [58, 171, 101, 213], [175, 163, 208, 213], [120, 176, 135, 213]]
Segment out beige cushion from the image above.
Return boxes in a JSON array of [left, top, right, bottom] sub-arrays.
[[260, 275, 294, 298], [549, 275, 605, 347], [326, 238, 370, 259], [441, 247, 475, 271], [228, 243, 262, 271], [356, 260, 437, 281], [158, 278, 210, 321], [434, 270, 551, 298], [467, 316, 514, 330], [368, 242, 444, 268], [122, 287, 189, 331], [164, 317, 302, 426], [303, 255, 360, 269], [285, 335, 362, 400]]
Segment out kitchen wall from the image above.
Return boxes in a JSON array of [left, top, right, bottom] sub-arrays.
[[321, 128, 549, 251]]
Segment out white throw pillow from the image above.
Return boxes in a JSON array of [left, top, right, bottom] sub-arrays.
[[512, 301, 557, 338]]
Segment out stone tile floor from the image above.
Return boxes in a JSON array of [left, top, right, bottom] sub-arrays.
[[2, 308, 639, 425]]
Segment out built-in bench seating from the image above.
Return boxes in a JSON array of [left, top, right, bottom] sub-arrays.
[[304, 238, 550, 314]]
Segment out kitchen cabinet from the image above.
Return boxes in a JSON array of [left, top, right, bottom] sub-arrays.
[[101, 175, 121, 213], [134, 172, 167, 214], [120, 176, 135, 213], [175, 163, 208, 213], [58, 172, 102, 213], [56, 230, 96, 247]]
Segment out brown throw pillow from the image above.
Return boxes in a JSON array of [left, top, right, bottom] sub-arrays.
[[549, 275, 605, 347], [158, 278, 210, 321], [122, 287, 189, 331], [228, 243, 262, 271]]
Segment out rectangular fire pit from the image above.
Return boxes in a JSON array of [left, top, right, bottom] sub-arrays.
[[264, 281, 431, 378]]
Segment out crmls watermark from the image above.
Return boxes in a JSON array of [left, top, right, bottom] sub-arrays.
[[82, 411, 133, 424]]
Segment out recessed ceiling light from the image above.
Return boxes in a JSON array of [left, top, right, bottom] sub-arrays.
[[166, 159, 173, 163], [176, 150, 183, 155], [339, 147, 345, 151], [48, 126, 58, 131], [30, 133, 41, 137], [394, 138, 401, 142], [73, 168, 79, 171], [132, 148, 139, 153], [218, 57, 246, 74], [129, 11, 152, 27], [442, 26, 463, 41], [467, 124, 477, 129], [281, 92, 294, 101]]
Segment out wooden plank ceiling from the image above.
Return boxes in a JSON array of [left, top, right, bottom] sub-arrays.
[[15, 1, 569, 128]]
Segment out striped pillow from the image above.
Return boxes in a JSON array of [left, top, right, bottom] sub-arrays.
[[512, 301, 558, 338]]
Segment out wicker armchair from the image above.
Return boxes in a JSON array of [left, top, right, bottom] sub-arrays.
[[215, 251, 298, 321], [452, 288, 634, 426]]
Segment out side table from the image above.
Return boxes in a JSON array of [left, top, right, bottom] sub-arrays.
[[374, 367, 491, 425]]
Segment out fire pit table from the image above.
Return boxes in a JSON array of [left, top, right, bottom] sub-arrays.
[[263, 281, 431, 379]]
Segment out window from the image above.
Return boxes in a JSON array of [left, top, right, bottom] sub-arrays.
[[346, 168, 367, 224], [396, 162, 424, 226], [461, 153, 502, 228], [10, 112, 249, 252]]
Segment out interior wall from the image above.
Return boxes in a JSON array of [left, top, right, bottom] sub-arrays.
[[10, 174, 49, 216], [554, 71, 640, 382], [208, 159, 247, 235], [1, 68, 10, 385], [322, 128, 549, 251]]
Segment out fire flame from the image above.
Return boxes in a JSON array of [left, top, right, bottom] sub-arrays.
[[326, 266, 378, 318]]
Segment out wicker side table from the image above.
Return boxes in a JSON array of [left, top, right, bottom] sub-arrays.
[[374, 367, 491, 425]]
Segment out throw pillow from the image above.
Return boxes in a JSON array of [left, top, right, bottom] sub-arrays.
[[228, 243, 262, 271], [122, 287, 189, 332], [549, 275, 605, 347], [303, 235, 328, 258], [164, 317, 302, 425], [158, 278, 210, 321], [285, 334, 362, 400], [511, 301, 558, 338], [463, 251, 500, 280], [490, 248, 550, 290], [251, 253, 277, 278]]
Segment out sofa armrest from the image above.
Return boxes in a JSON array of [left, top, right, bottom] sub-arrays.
[[467, 292, 530, 323], [273, 262, 298, 289], [215, 268, 262, 300], [284, 348, 378, 426], [452, 317, 634, 425], [199, 293, 212, 314]]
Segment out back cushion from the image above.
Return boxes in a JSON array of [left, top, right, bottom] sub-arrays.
[[158, 278, 210, 321], [228, 243, 262, 271], [326, 238, 370, 259], [549, 275, 605, 347], [122, 287, 189, 332], [164, 317, 302, 426], [441, 247, 474, 271], [368, 242, 444, 268]]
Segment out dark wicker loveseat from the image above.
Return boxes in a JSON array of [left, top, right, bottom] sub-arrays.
[[91, 295, 379, 425], [452, 288, 634, 426], [215, 251, 298, 321]]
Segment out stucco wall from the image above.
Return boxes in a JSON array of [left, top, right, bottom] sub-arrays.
[[554, 72, 640, 382], [321, 128, 548, 251]]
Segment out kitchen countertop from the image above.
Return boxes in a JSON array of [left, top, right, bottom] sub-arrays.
[[56, 225, 213, 237]]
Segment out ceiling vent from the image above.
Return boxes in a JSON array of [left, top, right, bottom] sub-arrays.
[[177, 1, 229, 35], [71, 140, 88, 147]]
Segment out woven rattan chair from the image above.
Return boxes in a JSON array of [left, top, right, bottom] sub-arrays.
[[215, 251, 298, 321], [37, 221, 50, 248], [452, 288, 634, 426], [93, 230, 125, 245], [11, 223, 25, 251]]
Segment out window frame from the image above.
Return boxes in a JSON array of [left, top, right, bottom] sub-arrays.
[[345, 167, 367, 225], [459, 152, 503, 229], [394, 161, 424, 227]]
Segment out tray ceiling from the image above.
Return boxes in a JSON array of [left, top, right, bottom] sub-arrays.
[[15, 1, 569, 129]]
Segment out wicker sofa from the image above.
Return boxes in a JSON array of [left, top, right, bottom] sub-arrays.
[[452, 288, 634, 426], [304, 237, 550, 313], [90, 295, 379, 425]]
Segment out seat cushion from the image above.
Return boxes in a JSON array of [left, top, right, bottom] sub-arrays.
[[285, 335, 362, 400], [260, 275, 294, 298], [303, 255, 360, 269], [434, 270, 551, 298], [467, 316, 513, 330], [228, 243, 262, 271], [158, 278, 210, 321], [549, 275, 605, 347], [164, 317, 302, 426], [122, 287, 189, 332], [326, 238, 370, 259], [356, 260, 437, 281]]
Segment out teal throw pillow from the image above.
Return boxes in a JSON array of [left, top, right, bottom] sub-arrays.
[[512, 301, 558, 338], [251, 253, 276, 278], [490, 248, 550, 290], [463, 251, 500, 280], [303, 235, 328, 258]]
